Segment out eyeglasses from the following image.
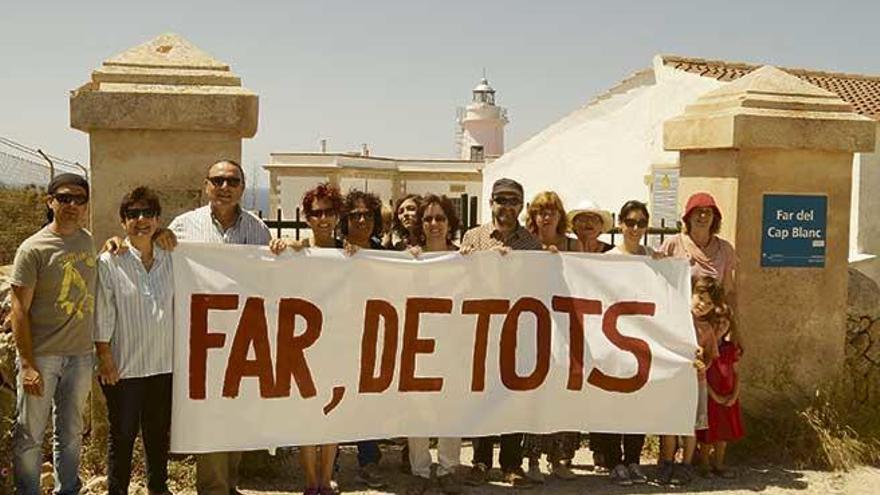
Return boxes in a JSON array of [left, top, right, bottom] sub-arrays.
[[623, 218, 649, 229], [536, 208, 558, 218], [52, 193, 89, 206], [207, 176, 242, 188], [308, 207, 337, 219], [348, 211, 373, 222], [423, 214, 448, 224], [123, 208, 158, 220], [492, 196, 522, 207]]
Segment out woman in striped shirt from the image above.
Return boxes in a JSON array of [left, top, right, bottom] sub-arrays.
[[95, 186, 174, 495]]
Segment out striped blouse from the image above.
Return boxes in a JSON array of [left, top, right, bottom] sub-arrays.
[[168, 205, 271, 245], [94, 243, 174, 379]]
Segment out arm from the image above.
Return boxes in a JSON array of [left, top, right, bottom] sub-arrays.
[[724, 362, 741, 406], [11, 285, 42, 396], [94, 259, 119, 385]]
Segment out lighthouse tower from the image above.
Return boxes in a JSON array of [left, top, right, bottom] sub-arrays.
[[456, 77, 508, 161]]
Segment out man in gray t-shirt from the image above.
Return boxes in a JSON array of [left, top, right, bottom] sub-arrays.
[[10, 174, 96, 495]]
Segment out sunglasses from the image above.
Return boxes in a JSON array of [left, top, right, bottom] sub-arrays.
[[623, 218, 649, 229], [492, 196, 522, 207], [123, 208, 158, 220], [52, 193, 89, 206], [308, 207, 337, 219], [207, 176, 242, 188], [348, 211, 373, 222], [423, 214, 448, 224]]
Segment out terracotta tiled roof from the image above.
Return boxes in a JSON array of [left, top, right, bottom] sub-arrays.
[[661, 55, 880, 120]]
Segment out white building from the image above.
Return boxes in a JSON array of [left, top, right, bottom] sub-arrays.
[[482, 54, 880, 279], [265, 77, 509, 224]]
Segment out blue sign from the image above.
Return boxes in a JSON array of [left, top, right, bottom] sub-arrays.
[[761, 194, 827, 268]]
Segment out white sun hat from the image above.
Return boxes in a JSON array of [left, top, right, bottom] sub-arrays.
[[566, 199, 613, 233]]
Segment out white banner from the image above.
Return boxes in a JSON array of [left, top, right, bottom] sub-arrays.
[[170, 243, 697, 453]]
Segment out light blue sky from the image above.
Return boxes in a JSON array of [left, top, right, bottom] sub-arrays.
[[1, 0, 877, 187]]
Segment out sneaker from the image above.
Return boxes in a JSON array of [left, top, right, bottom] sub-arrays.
[[502, 468, 533, 489], [464, 463, 488, 486], [526, 463, 545, 484], [304, 488, 320, 495], [407, 476, 432, 495], [627, 463, 647, 484], [610, 464, 632, 486], [318, 486, 337, 495], [437, 473, 463, 495], [552, 462, 577, 481], [356, 463, 387, 489]]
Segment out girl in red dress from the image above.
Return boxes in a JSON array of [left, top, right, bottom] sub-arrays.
[[697, 311, 744, 478]]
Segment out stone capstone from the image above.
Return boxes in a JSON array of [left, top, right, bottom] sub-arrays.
[[70, 33, 258, 136]]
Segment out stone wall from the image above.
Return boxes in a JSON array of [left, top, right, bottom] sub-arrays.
[[846, 267, 880, 404]]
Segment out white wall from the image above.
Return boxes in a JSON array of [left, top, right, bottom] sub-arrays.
[[480, 63, 723, 222], [849, 123, 880, 283], [278, 175, 330, 218]]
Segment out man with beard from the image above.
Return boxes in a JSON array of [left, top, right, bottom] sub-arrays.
[[11, 174, 96, 495], [167, 159, 271, 495], [460, 178, 541, 488]]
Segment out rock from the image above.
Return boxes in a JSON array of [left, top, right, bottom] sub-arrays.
[[82, 475, 107, 494], [846, 268, 880, 403]]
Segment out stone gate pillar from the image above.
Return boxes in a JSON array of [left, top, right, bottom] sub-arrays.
[[70, 33, 258, 243], [664, 66, 875, 405]]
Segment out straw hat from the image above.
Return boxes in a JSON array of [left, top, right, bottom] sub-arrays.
[[567, 200, 613, 233]]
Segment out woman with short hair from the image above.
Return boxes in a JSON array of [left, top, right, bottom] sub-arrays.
[[269, 182, 344, 495], [95, 186, 174, 495], [524, 191, 578, 252], [596, 200, 654, 487]]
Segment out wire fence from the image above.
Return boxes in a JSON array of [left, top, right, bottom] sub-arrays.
[[0, 136, 85, 264], [0, 136, 87, 188]]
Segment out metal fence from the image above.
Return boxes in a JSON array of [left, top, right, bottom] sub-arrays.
[[260, 194, 681, 247], [0, 136, 88, 187]]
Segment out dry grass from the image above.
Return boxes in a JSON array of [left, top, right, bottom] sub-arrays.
[[0, 185, 46, 264], [735, 367, 880, 471]]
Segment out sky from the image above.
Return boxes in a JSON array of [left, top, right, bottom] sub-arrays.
[[2, 0, 878, 190]]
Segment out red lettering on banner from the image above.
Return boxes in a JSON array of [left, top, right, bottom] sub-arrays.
[[275, 298, 322, 398], [499, 297, 551, 391], [462, 299, 510, 392], [223, 297, 276, 398], [190, 294, 238, 399], [399, 298, 453, 392], [552, 296, 603, 391], [587, 301, 656, 393], [359, 299, 399, 393]]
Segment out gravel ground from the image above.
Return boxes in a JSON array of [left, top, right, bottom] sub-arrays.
[[172, 442, 880, 495]]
